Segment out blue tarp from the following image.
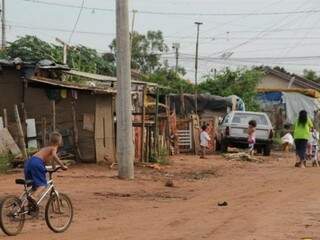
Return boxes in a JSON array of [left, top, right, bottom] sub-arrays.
[[257, 92, 283, 103], [257, 91, 320, 124]]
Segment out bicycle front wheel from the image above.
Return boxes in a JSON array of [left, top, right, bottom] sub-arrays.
[[0, 196, 25, 236], [45, 193, 73, 233]]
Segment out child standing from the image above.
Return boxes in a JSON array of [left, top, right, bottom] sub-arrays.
[[310, 128, 319, 167], [200, 125, 211, 159], [248, 120, 257, 155]]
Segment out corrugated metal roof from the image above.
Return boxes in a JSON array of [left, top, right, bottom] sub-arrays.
[[63, 69, 158, 87], [27, 76, 116, 94], [264, 67, 320, 90]]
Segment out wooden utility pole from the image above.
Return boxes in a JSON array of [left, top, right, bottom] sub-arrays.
[[130, 9, 137, 48], [116, 0, 134, 179], [55, 38, 68, 64], [14, 105, 28, 160], [51, 100, 56, 132], [41, 117, 47, 147], [172, 43, 180, 72], [2, 108, 7, 128], [1, 0, 6, 49], [194, 22, 203, 115]]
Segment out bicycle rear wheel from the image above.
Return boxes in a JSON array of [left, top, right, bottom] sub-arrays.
[[45, 193, 73, 233], [0, 196, 25, 236]]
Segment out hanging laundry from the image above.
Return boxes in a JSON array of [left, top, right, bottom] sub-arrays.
[[60, 89, 68, 99]]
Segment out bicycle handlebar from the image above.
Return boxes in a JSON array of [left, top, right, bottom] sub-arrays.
[[46, 166, 62, 173]]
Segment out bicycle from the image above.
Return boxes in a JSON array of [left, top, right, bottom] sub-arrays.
[[0, 166, 73, 236]]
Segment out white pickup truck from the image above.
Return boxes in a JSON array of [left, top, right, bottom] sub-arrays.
[[217, 111, 274, 156]]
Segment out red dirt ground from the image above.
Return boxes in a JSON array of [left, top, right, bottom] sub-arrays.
[[0, 152, 320, 240]]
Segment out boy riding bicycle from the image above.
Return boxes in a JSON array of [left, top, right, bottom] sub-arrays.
[[24, 132, 68, 204]]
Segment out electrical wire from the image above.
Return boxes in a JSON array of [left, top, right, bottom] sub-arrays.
[[68, 0, 85, 44], [205, 0, 312, 57], [22, 0, 320, 16]]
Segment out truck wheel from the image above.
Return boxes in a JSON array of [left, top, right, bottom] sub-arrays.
[[263, 144, 271, 156], [257, 147, 263, 154], [215, 137, 221, 151], [221, 139, 228, 153]]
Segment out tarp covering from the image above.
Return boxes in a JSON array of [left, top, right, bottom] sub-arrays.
[[169, 94, 233, 115], [227, 95, 246, 111], [257, 92, 282, 102], [282, 92, 320, 124]]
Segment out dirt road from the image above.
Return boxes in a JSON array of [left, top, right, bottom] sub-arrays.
[[0, 153, 320, 240]]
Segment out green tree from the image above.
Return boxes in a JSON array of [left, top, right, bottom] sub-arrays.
[[199, 68, 264, 111], [6, 35, 60, 62], [303, 69, 319, 82], [5, 35, 115, 76], [110, 30, 169, 74], [144, 67, 193, 94]]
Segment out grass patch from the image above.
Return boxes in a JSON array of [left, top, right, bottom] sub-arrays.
[[0, 154, 12, 173], [150, 147, 170, 165]]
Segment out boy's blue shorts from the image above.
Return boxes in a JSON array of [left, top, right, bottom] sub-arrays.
[[24, 156, 47, 189]]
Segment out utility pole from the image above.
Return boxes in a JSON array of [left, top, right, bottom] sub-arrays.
[[194, 22, 203, 115], [55, 38, 68, 64], [116, 0, 134, 179], [1, 0, 6, 49], [130, 9, 137, 47], [172, 42, 180, 72]]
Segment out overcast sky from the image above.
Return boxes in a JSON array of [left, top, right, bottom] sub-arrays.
[[7, 0, 320, 80]]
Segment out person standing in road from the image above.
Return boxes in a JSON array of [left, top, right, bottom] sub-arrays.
[[248, 120, 257, 156], [294, 110, 313, 168], [200, 125, 211, 159]]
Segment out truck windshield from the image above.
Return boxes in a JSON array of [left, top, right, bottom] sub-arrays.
[[232, 113, 268, 126]]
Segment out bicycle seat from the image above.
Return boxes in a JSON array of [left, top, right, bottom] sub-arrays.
[[15, 179, 33, 186]]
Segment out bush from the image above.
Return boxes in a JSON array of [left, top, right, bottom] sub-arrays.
[[150, 147, 170, 165], [0, 154, 12, 173]]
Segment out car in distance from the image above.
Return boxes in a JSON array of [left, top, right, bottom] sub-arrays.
[[217, 111, 274, 156]]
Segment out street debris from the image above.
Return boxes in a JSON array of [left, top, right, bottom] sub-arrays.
[[217, 201, 228, 207], [165, 179, 174, 187], [223, 152, 263, 163]]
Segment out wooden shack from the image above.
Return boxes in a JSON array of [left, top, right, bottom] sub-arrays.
[[0, 61, 116, 163], [168, 94, 235, 154]]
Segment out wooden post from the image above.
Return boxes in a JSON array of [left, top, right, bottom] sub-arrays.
[[154, 88, 160, 155], [140, 86, 146, 162], [3, 108, 7, 128], [20, 102, 27, 137], [51, 100, 56, 132], [20, 103, 27, 122], [41, 117, 47, 147], [145, 126, 150, 163], [14, 105, 28, 160], [71, 101, 82, 161]]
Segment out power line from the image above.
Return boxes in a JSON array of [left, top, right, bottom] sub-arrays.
[[205, 1, 312, 57], [68, 0, 85, 44], [21, 0, 320, 17], [165, 54, 320, 61], [8, 22, 320, 42], [7, 23, 115, 36]]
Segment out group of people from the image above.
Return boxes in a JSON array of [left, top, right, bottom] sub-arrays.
[[199, 110, 319, 166], [199, 120, 258, 159]]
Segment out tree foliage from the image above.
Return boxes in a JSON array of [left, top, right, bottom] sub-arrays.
[[303, 69, 320, 83], [110, 30, 169, 74], [198, 68, 264, 111], [3, 35, 115, 76], [144, 67, 193, 94], [6, 35, 60, 62]]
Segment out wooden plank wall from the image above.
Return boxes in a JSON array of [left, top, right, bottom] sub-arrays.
[[95, 95, 115, 163], [24, 87, 98, 162]]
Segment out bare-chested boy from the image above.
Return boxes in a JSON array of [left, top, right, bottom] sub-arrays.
[[24, 132, 68, 200]]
